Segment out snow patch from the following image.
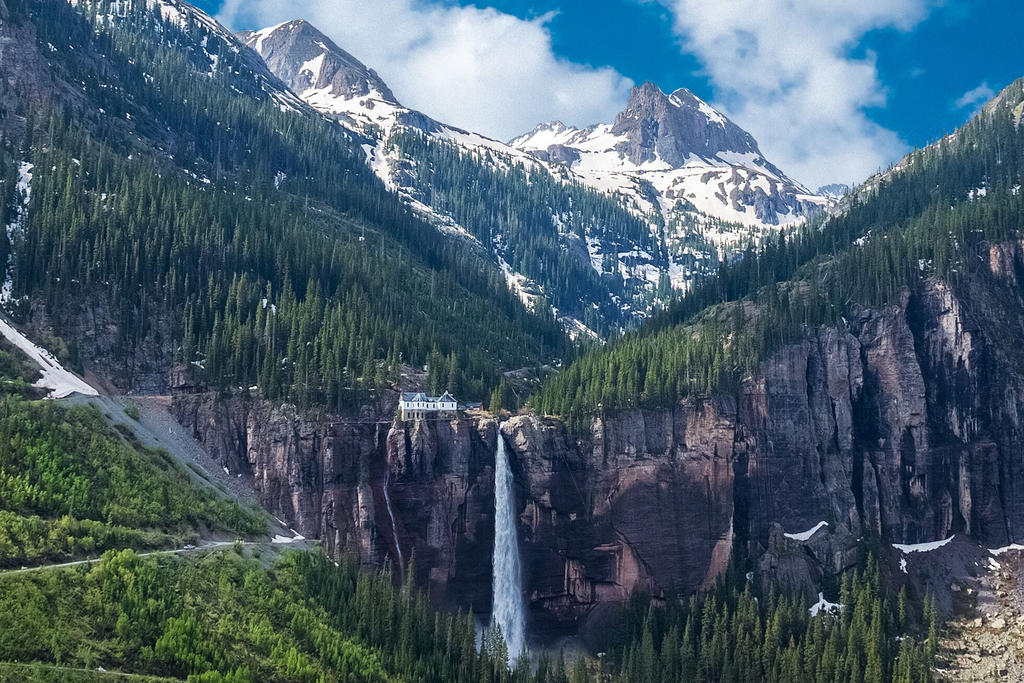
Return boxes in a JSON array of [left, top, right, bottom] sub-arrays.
[[272, 531, 306, 544], [809, 592, 842, 617], [298, 53, 326, 84], [990, 543, 1024, 556], [783, 521, 828, 541], [0, 317, 98, 398], [892, 536, 954, 553]]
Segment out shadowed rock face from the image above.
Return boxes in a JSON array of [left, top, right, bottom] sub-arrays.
[[171, 241, 1024, 638]]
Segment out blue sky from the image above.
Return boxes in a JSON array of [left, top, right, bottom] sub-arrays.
[[468, 0, 1022, 144], [202, 0, 1023, 189]]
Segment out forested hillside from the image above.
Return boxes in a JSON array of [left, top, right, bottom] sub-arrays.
[[0, 541, 939, 682], [0, 327, 264, 568], [535, 77, 1024, 424], [387, 129, 664, 334], [613, 555, 937, 683], [0, 0, 565, 409], [0, 548, 530, 682]]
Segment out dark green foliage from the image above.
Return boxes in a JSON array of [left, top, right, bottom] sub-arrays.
[[0, 512, 177, 568], [613, 555, 935, 683], [0, 397, 265, 566], [3, 0, 565, 409], [0, 338, 43, 399], [535, 78, 1024, 424], [388, 129, 660, 331], [0, 548, 540, 682], [0, 662, 177, 681]]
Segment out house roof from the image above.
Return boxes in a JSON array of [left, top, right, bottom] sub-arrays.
[[400, 392, 461, 403]]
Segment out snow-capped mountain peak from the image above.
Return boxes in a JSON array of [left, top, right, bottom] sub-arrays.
[[510, 81, 824, 228], [238, 20, 441, 136], [239, 20, 397, 105]]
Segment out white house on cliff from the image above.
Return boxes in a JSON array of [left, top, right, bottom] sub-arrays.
[[399, 392, 458, 420]]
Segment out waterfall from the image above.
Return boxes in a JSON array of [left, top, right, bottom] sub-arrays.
[[491, 434, 525, 662], [383, 470, 404, 583]]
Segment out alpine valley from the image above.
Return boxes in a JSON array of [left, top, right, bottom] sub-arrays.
[[0, 0, 1021, 681], [240, 18, 829, 337]]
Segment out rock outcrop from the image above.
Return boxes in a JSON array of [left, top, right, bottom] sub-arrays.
[[171, 242, 1024, 640], [611, 82, 763, 169], [238, 20, 398, 104]]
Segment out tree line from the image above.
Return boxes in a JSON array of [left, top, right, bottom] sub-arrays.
[[614, 554, 937, 683]]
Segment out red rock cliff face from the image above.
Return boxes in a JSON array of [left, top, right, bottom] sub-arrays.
[[171, 243, 1024, 637]]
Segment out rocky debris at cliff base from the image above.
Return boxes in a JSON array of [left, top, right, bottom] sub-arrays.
[[937, 547, 1024, 681], [84, 394, 289, 540], [129, 395, 264, 506]]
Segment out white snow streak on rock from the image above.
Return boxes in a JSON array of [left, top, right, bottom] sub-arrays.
[[783, 521, 828, 541], [990, 544, 1024, 556], [892, 536, 955, 553], [0, 318, 98, 398], [2, 162, 32, 304]]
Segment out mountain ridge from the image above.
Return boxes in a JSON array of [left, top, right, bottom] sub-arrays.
[[242, 17, 829, 335]]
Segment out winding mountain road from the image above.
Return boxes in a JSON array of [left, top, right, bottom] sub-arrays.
[[0, 541, 242, 577], [0, 537, 316, 577]]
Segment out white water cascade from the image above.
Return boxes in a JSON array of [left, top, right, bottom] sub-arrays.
[[382, 470, 404, 583], [491, 434, 525, 662]]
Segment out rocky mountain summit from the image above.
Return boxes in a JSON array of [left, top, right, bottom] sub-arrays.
[[612, 82, 764, 166], [511, 82, 825, 229], [239, 20, 397, 105], [238, 20, 442, 135]]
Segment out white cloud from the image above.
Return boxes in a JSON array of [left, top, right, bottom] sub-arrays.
[[953, 81, 995, 110], [216, 0, 632, 142], [655, 0, 936, 188]]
